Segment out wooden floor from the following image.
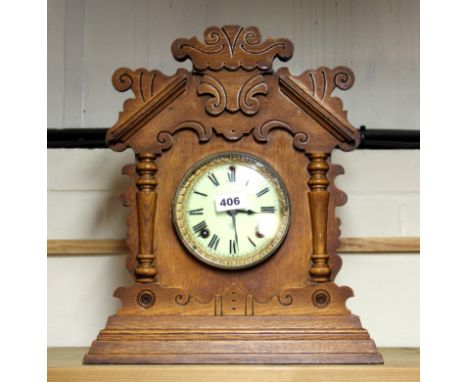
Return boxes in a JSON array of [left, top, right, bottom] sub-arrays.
[[48, 347, 419, 382]]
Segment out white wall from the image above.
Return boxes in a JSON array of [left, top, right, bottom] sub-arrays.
[[47, 0, 419, 348], [48, 0, 419, 131]]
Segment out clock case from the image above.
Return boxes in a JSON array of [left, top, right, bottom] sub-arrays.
[[84, 25, 383, 364]]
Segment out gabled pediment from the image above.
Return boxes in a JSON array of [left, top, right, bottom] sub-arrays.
[[105, 25, 360, 153]]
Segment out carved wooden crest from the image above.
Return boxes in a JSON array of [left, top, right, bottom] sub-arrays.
[[106, 25, 359, 152], [171, 25, 294, 71], [85, 25, 381, 365]]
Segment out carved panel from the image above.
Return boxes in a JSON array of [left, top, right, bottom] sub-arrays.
[[113, 281, 352, 317], [215, 284, 254, 316], [171, 25, 293, 71]]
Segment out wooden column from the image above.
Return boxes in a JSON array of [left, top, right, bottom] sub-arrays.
[[135, 153, 158, 282], [307, 152, 332, 282]]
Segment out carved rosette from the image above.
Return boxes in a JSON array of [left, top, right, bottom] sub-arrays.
[[171, 25, 293, 71]]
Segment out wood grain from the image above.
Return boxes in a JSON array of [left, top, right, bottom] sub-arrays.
[[339, 237, 420, 253], [47, 237, 420, 255], [49, 347, 420, 382], [47, 239, 128, 255]]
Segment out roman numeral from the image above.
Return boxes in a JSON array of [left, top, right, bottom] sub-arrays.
[[194, 190, 208, 197], [261, 206, 276, 213], [193, 220, 208, 235], [229, 239, 238, 254], [188, 208, 204, 216], [208, 173, 219, 186], [208, 234, 220, 250], [227, 166, 236, 182], [247, 236, 256, 247], [256, 187, 270, 197]]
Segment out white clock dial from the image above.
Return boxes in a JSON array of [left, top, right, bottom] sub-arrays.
[[173, 152, 290, 269]]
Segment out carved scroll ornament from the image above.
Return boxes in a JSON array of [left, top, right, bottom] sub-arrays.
[[171, 25, 293, 71], [198, 73, 267, 116]]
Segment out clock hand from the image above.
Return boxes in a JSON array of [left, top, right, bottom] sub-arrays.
[[227, 210, 239, 248], [236, 209, 257, 215]]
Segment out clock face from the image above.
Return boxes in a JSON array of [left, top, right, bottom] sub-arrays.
[[173, 152, 290, 270]]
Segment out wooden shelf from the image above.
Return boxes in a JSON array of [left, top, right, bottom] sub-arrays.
[[47, 237, 420, 256], [48, 347, 419, 382]]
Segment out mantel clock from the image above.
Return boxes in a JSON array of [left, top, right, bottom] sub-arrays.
[[84, 25, 383, 364]]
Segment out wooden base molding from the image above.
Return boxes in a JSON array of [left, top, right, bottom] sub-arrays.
[[84, 315, 382, 364], [83, 281, 382, 364], [47, 237, 420, 256]]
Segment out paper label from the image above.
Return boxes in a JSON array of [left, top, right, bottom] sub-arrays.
[[215, 192, 248, 212]]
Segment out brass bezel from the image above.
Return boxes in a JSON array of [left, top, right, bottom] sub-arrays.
[[172, 152, 290, 270]]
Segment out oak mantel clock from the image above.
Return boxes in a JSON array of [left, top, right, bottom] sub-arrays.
[[84, 25, 383, 364]]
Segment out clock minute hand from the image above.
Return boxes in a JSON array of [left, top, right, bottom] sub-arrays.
[[227, 210, 239, 248]]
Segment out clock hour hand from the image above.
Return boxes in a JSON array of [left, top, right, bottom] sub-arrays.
[[236, 209, 257, 215]]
